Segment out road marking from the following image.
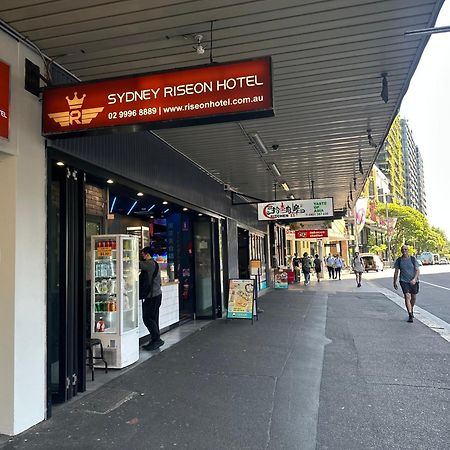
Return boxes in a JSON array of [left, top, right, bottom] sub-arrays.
[[369, 282, 450, 344], [420, 280, 450, 291]]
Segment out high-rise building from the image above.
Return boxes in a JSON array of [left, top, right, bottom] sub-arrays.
[[376, 115, 405, 204], [400, 118, 427, 215]]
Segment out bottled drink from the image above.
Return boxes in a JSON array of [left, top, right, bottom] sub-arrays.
[[96, 317, 105, 332]]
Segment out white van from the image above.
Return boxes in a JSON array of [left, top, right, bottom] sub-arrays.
[[359, 253, 384, 272]]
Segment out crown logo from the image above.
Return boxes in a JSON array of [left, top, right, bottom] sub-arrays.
[[65, 92, 86, 110], [48, 91, 104, 128]]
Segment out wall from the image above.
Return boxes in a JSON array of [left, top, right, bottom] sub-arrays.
[[0, 32, 46, 435]]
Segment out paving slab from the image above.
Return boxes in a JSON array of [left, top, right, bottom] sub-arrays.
[[1, 279, 449, 450]]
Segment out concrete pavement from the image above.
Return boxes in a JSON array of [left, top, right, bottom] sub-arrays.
[[2, 277, 450, 449]]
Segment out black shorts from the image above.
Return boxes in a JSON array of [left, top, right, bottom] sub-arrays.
[[400, 281, 419, 295]]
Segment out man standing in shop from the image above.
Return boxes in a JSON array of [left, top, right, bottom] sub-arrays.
[[139, 247, 164, 350]]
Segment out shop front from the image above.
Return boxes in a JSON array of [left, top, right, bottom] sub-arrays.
[[47, 150, 230, 407]]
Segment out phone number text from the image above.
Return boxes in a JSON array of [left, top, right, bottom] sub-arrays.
[[107, 108, 159, 120]]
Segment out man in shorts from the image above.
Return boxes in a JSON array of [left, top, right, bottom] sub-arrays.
[[393, 245, 420, 323]]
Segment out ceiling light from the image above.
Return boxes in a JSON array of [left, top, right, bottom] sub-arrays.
[[183, 207, 188, 211], [127, 200, 138, 215], [56, 161, 64, 166], [281, 183, 290, 192], [162, 201, 168, 205], [163, 208, 170, 213], [110, 196, 117, 213], [270, 163, 281, 177], [380, 73, 388, 103], [137, 192, 144, 197], [289, 194, 295, 200], [150, 215, 154, 219], [249, 132, 268, 154], [148, 204, 155, 211], [198, 213, 203, 216], [107, 179, 114, 184]]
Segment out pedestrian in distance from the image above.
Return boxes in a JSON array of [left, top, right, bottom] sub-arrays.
[[139, 247, 165, 350], [393, 245, 420, 323], [351, 251, 365, 287], [301, 252, 312, 285], [334, 254, 344, 280], [292, 253, 301, 283], [326, 253, 335, 279], [313, 254, 322, 283]]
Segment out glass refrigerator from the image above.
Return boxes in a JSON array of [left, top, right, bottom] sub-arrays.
[[91, 234, 139, 369]]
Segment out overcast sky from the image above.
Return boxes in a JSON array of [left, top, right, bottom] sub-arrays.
[[400, 0, 450, 239]]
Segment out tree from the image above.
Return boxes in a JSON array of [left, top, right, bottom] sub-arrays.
[[373, 203, 449, 256]]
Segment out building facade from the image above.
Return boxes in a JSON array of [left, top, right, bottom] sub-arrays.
[[400, 118, 427, 215], [376, 115, 405, 204]]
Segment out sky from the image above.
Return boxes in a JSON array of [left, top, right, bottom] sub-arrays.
[[400, 0, 450, 239]]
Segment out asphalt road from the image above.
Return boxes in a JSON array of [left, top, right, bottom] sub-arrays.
[[367, 264, 450, 324]]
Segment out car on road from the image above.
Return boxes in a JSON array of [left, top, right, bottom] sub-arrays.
[[359, 253, 384, 272], [439, 257, 449, 265]]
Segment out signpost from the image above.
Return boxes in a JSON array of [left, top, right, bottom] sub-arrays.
[[257, 198, 334, 221], [42, 57, 273, 137], [227, 279, 257, 323], [274, 269, 289, 289]]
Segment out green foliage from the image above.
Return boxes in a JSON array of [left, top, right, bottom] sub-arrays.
[[374, 203, 450, 257]]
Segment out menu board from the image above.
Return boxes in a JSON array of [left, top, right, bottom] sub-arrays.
[[227, 279, 255, 319], [274, 269, 289, 289]]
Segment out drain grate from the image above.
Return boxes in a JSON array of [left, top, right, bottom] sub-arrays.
[[75, 387, 138, 415]]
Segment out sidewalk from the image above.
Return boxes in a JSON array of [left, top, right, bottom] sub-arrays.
[[2, 278, 450, 449]]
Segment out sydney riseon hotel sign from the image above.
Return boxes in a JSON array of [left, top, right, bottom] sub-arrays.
[[0, 60, 9, 140], [42, 57, 273, 137]]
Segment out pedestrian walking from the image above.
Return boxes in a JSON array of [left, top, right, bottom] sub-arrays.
[[326, 253, 335, 279], [301, 252, 312, 285], [292, 253, 301, 283], [313, 254, 322, 282], [334, 254, 344, 280], [393, 245, 420, 323], [351, 252, 365, 287]]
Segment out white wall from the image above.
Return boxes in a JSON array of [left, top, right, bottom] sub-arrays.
[[0, 31, 46, 435]]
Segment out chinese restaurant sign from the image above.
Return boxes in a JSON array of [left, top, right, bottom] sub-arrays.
[[0, 61, 10, 140], [295, 229, 329, 239], [257, 198, 334, 221], [42, 57, 273, 137]]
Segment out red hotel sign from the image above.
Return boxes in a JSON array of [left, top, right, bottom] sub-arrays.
[[295, 230, 329, 239], [42, 58, 273, 137], [0, 61, 10, 140]]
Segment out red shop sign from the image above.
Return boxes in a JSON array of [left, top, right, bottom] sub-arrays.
[[295, 230, 329, 239], [42, 57, 273, 137], [0, 60, 10, 140]]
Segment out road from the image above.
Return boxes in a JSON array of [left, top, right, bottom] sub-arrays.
[[365, 264, 450, 324]]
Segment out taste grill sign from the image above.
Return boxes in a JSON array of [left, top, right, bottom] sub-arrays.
[[42, 57, 273, 137], [258, 198, 334, 221]]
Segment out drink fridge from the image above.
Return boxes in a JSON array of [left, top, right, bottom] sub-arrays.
[[91, 234, 139, 369]]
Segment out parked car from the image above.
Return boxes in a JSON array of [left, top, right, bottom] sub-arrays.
[[359, 253, 384, 272], [439, 258, 449, 265]]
